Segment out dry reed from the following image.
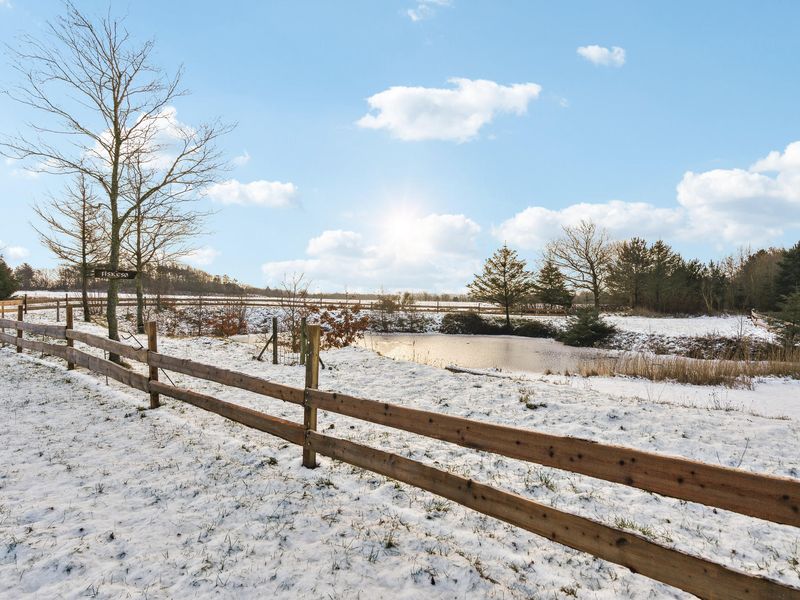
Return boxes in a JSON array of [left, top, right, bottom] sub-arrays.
[[578, 351, 800, 389]]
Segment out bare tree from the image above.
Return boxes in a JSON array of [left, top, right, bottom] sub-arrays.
[[31, 173, 106, 321], [546, 220, 613, 309], [1, 4, 228, 359], [279, 273, 313, 351], [122, 156, 208, 333]]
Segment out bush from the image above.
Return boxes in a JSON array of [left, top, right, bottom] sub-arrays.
[[440, 312, 558, 338], [320, 304, 371, 349], [439, 312, 504, 335], [510, 319, 558, 338], [557, 308, 617, 347], [207, 305, 249, 337]]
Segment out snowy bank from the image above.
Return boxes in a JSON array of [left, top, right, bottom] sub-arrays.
[[1, 318, 800, 598]]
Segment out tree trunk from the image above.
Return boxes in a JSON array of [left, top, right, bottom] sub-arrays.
[[504, 302, 511, 328], [106, 212, 121, 362], [106, 136, 122, 361], [81, 265, 91, 322], [135, 273, 145, 334], [135, 208, 145, 335]]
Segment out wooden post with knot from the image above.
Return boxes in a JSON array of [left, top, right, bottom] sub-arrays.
[[16, 305, 23, 353], [66, 305, 74, 370], [147, 321, 160, 408]]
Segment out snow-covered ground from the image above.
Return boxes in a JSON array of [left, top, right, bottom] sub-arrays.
[[604, 314, 773, 340], [1, 311, 799, 598]]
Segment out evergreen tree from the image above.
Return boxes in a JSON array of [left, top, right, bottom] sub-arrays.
[[646, 240, 681, 311], [776, 241, 800, 301], [13, 263, 35, 290], [468, 245, 535, 327], [700, 260, 728, 313], [777, 291, 800, 347], [0, 256, 18, 299], [607, 238, 652, 308], [535, 260, 572, 309]]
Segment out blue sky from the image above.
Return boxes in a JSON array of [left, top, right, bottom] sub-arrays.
[[1, 1, 799, 292]]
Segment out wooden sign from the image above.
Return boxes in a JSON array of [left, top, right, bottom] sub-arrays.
[[93, 269, 138, 280]]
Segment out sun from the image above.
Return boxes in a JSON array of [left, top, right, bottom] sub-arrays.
[[380, 207, 423, 254]]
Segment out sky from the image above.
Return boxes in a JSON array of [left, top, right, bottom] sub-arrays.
[[0, 0, 799, 292]]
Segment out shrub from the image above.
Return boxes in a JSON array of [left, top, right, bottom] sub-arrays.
[[439, 312, 504, 335], [207, 305, 249, 337], [557, 308, 617, 347], [439, 312, 558, 338], [511, 319, 558, 338], [320, 304, 371, 349]]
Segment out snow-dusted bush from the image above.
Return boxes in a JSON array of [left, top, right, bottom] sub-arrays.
[[557, 309, 617, 347]]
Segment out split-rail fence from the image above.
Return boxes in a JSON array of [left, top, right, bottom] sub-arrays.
[[6, 293, 571, 316], [1, 307, 798, 600]]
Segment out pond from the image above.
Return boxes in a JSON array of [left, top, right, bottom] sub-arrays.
[[356, 333, 617, 375]]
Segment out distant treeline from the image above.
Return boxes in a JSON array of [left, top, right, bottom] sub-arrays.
[[2, 262, 466, 302], [603, 240, 798, 314]]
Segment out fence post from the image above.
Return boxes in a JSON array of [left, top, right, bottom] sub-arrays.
[[66, 305, 74, 370], [272, 316, 278, 365], [302, 324, 321, 468], [146, 321, 160, 409], [16, 305, 23, 353], [198, 296, 204, 336], [299, 316, 307, 366], [23, 294, 27, 315]]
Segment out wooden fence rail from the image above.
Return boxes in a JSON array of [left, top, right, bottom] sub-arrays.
[[10, 293, 573, 316], [0, 313, 798, 599]]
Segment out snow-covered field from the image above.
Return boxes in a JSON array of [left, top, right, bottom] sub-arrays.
[[1, 310, 800, 598], [604, 314, 773, 340]]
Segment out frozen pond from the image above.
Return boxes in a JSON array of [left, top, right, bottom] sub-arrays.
[[357, 333, 616, 374]]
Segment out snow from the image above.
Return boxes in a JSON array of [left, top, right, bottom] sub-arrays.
[[563, 376, 800, 422], [605, 314, 773, 340], [1, 310, 799, 598]]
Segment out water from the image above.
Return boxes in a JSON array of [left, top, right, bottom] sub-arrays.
[[357, 333, 616, 375]]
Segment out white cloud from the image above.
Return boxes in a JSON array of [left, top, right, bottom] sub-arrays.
[[676, 141, 800, 243], [262, 212, 481, 292], [495, 201, 684, 250], [357, 78, 542, 142], [180, 246, 220, 267], [232, 150, 251, 167], [307, 230, 365, 257], [0, 0, 12, 8], [577, 45, 626, 67], [406, 0, 451, 21], [205, 179, 298, 207], [495, 140, 800, 250], [0, 243, 29, 264]]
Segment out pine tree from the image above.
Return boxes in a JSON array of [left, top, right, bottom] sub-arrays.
[[0, 256, 18, 299], [776, 241, 800, 301], [606, 238, 651, 308], [535, 260, 572, 309], [468, 245, 535, 327], [777, 291, 800, 347], [700, 260, 728, 313], [646, 240, 681, 312]]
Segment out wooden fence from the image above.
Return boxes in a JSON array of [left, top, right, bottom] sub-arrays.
[[1, 311, 799, 599], [11, 293, 571, 316]]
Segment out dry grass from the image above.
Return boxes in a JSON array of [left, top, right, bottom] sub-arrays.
[[578, 351, 800, 389]]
